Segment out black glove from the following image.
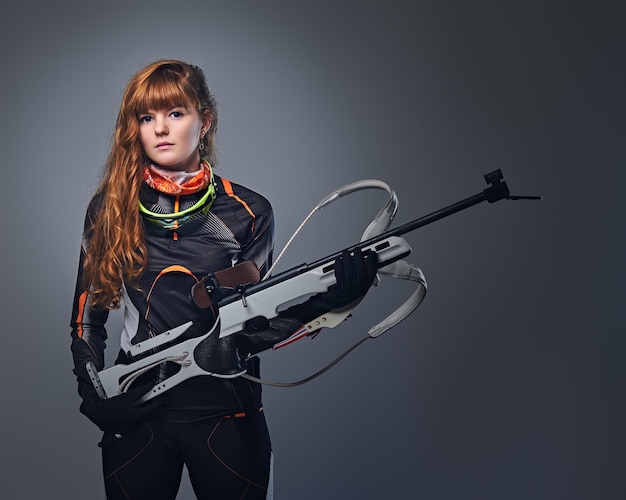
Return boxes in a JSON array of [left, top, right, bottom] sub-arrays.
[[235, 315, 305, 358], [282, 248, 378, 324], [221, 249, 377, 358], [75, 366, 163, 435]]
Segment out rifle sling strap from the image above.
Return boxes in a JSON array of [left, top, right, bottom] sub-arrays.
[[191, 261, 260, 309]]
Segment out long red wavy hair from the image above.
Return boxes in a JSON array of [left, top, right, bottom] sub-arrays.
[[83, 60, 218, 309]]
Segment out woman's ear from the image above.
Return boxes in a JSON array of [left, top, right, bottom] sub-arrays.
[[201, 110, 213, 133]]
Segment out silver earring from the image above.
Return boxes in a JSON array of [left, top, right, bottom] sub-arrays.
[[199, 140, 205, 151]]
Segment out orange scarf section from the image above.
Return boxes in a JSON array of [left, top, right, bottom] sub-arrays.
[[143, 162, 212, 195]]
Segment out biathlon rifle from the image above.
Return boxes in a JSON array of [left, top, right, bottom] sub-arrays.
[[86, 169, 540, 402]]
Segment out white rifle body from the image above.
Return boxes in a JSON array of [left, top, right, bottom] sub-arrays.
[[87, 235, 412, 402]]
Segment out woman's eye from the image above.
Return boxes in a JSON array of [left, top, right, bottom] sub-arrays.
[[171, 111, 183, 118], [139, 116, 152, 123]]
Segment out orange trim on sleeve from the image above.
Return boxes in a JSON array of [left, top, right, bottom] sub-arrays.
[[75, 291, 89, 338], [221, 178, 256, 220]]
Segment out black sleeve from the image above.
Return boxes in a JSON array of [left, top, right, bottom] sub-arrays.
[[69, 196, 109, 399]]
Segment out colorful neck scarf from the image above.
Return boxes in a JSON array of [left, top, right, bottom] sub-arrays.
[[143, 161, 212, 195]]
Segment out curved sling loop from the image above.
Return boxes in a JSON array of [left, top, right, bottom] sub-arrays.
[[243, 179, 427, 387]]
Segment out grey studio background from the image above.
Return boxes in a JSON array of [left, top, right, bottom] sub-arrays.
[[0, 1, 623, 499]]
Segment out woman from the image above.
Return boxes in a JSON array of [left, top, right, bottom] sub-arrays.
[[70, 59, 376, 499]]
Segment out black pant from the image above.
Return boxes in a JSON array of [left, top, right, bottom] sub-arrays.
[[101, 410, 272, 499]]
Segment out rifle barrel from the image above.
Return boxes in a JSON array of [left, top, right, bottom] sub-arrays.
[[219, 176, 511, 306]]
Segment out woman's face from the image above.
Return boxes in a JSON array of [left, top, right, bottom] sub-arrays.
[[138, 105, 210, 172]]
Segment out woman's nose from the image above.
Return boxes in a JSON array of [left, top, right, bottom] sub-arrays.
[[155, 116, 168, 135]]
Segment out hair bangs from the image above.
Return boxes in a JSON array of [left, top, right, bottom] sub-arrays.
[[134, 67, 199, 115]]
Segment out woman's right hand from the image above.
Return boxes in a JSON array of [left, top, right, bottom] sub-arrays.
[[76, 368, 163, 435]]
